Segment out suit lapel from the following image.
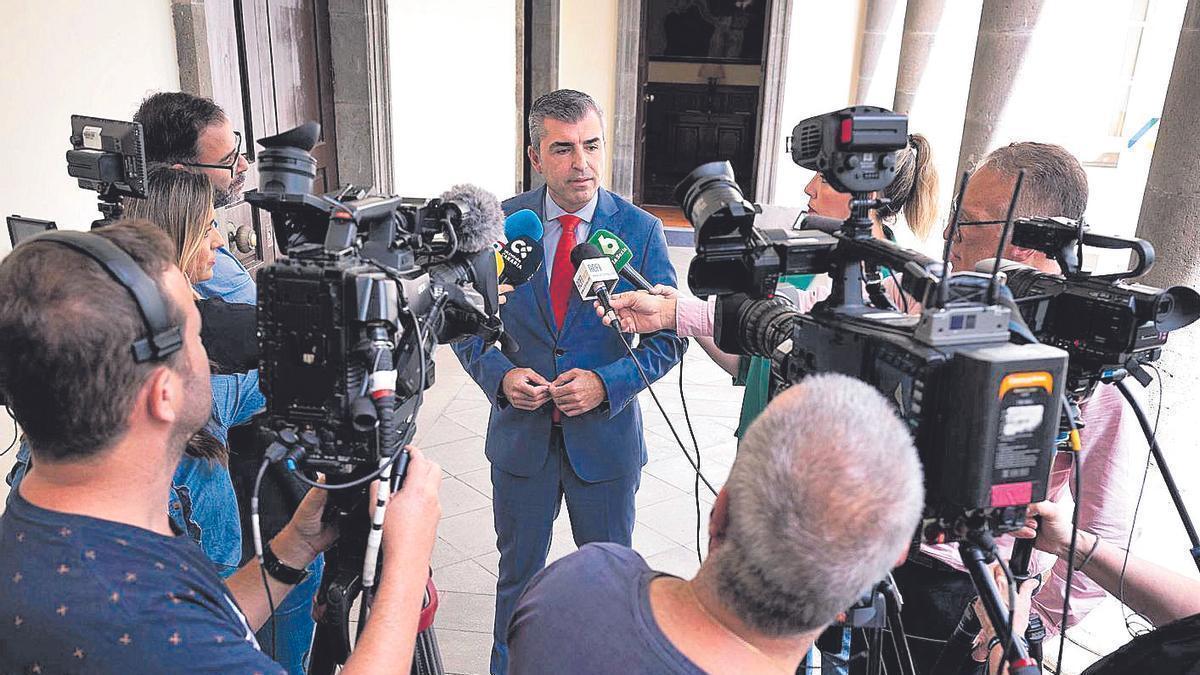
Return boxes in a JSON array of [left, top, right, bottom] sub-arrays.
[[559, 189, 621, 337], [525, 186, 556, 335]]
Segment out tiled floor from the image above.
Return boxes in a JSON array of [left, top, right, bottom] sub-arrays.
[[401, 333, 741, 675], [1, 247, 1194, 674]]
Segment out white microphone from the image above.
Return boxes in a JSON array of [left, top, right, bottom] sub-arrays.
[[570, 242, 622, 330]]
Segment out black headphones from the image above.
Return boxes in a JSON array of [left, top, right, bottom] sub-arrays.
[[27, 231, 183, 363]]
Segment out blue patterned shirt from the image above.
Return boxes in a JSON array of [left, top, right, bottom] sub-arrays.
[[0, 490, 283, 673]]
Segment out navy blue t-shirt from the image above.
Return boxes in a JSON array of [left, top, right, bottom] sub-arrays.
[[0, 490, 283, 674], [507, 542, 705, 675]]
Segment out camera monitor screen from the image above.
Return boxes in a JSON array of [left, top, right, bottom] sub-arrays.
[[7, 215, 58, 248], [67, 115, 148, 199]]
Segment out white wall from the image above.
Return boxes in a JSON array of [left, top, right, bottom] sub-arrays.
[[388, 1, 519, 200], [0, 0, 180, 254], [559, 0, 620, 187], [771, 1, 865, 207]]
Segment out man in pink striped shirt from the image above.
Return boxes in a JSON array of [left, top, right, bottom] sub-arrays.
[[894, 143, 1141, 671]]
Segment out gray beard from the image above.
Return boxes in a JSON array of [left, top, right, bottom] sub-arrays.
[[214, 174, 246, 208]]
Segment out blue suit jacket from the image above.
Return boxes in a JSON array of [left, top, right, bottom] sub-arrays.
[[453, 187, 686, 482]]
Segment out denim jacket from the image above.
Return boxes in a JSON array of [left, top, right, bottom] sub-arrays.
[[194, 246, 256, 306], [6, 371, 265, 578]]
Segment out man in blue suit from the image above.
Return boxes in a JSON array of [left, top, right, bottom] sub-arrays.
[[453, 89, 686, 675]]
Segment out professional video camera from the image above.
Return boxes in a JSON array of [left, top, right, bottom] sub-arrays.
[[246, 121, 508, 675], [988, 216, 1199, 398], [679, 107, 1066, 547], [678, 106, 1070, 675]]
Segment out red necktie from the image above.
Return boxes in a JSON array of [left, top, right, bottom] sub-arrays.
[[549, 214, 580, 330], [549, 215, 580, 424]]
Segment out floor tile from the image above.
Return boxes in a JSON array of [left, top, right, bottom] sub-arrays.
[[440, 476, 492, 519], [432, 536, 473, 571], [424, 435, 490, 477], [434, 627, 492, 675], [435, 591, 496, 634], [437, 507, 498, 557]]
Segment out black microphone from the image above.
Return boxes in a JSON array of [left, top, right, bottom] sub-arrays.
[[569, 242, 622, 331]]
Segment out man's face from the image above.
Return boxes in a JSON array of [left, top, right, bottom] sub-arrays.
[[943, 167, 1017, 272], [528, 111, 605, 213], [194, 117, 249, 208], [163, 267, 212, 440]]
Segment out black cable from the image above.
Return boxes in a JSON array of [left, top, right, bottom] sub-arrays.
[[1118, 364, 1162, 636], [676, 354, 705, 565], [251, 458, 277, 662], [617, 331, 718, 496], [0, 407, 16, 457], [288, 298, 424, 492], [996, 553, 1018, 666], [1053, 452, 1083, 675]]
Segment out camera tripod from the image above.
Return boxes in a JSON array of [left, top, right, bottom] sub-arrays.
[[847, 530, 1040, 675]]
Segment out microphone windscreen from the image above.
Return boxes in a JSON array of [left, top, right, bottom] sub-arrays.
[[798, 214, 844, 234], [505, 209, 544, 241], [569, 242, 604, 270], [440, 184, 505, 254]]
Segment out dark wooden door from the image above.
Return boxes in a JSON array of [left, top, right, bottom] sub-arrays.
[[202, 0, 339, 273], [641, 83, 759, 205]]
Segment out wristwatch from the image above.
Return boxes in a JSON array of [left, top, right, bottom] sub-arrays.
[[262, 543, 309, 585]]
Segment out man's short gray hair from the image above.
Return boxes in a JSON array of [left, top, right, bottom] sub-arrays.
[[979, 142, 1089, 220], [528, 89, 605, 151], [710, 373, 925, 636]]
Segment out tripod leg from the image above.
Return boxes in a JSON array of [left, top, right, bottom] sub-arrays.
[[881, 578, 916, 675], [959, 543, 1040, 675]]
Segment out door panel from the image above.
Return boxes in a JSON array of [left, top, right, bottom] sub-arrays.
[[642, 83, 758, 205], [201, 0, 338, 273]]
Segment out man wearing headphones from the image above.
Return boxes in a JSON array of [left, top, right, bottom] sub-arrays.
[[0, 221, 440, 672]]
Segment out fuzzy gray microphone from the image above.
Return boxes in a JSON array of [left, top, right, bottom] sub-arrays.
[[440, 183, 505, 254]]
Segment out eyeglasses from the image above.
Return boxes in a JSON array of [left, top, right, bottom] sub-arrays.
[[945, 200, 1009, 241], [183, 131, 243, 178]]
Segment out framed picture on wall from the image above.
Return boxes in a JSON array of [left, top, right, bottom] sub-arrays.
[[645, 0, 767, 64]]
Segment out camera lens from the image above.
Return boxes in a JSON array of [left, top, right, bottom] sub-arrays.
[[672, 161, 755, 238]]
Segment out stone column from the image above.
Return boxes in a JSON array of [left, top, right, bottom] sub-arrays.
[[853, 0, 901, 104], [953, 0, 1044, 179], [329, 0, 394, 193], [610, 0, 641, 200], [892, 0, 946, 114], [1134, 0, 1200, 457]]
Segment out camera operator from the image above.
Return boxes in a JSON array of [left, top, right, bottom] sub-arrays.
[[899, 142, 1141, 666], [972, 500, 1200, 674], [505, 373, 925, 674], [0, 221, 441, 673]]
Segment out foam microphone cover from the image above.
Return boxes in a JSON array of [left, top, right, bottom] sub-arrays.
[[798, 213, 844, 234], [440, 184, 505, 254], [504, 209, 544, 242]]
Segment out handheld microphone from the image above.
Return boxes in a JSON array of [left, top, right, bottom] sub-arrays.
[[498, 210, 545, 286], [587, 228, 653, 291], [570, 242, 622, 331]]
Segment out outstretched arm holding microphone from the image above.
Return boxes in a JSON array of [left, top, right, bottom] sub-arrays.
[[595, 286, 741, 375]]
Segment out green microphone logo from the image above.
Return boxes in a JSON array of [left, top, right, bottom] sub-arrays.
[[588, 229, 632, 270]]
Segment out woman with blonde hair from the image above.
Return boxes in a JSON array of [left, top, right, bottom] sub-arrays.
[[124, 166, 225, 287]]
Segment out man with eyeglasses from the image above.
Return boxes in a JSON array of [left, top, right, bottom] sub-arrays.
[[880, 142, 1142, 672], [134, 92, 254, 305]]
